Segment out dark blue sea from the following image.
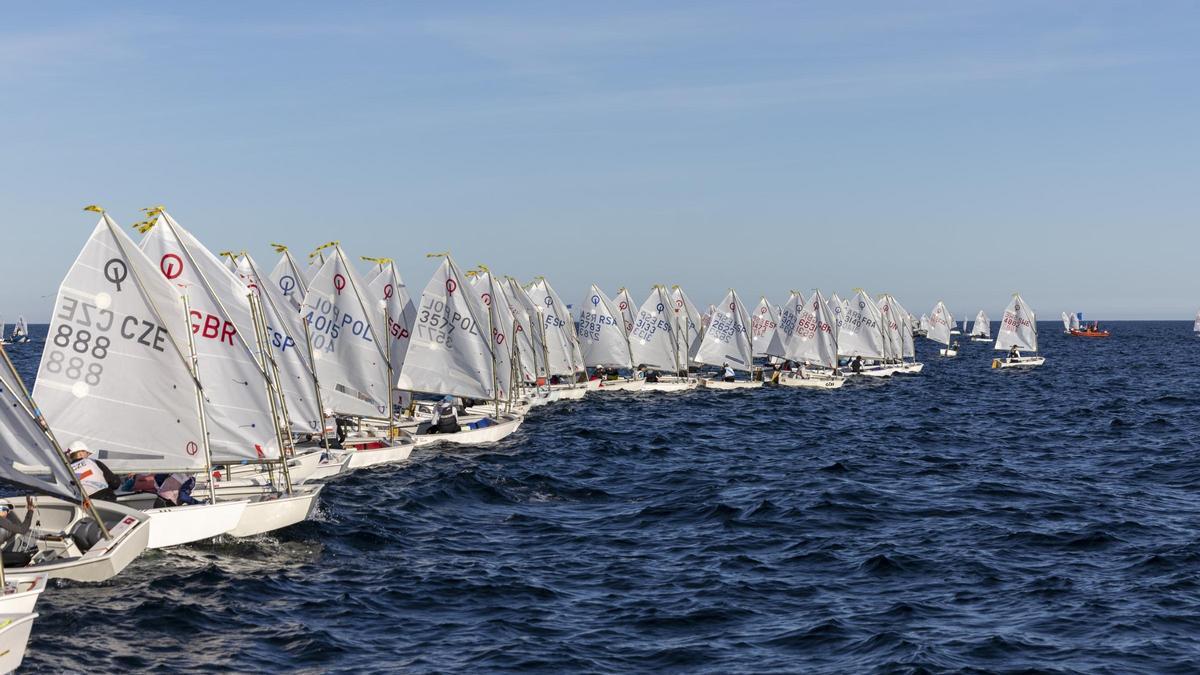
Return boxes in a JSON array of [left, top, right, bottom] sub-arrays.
[[8, 321, 1200, 673]]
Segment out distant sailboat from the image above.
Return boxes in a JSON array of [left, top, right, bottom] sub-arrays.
[[694, 289, 761, 389], [927, 301, 956, 357], [9, 316, 29, 344], [778, 289, 845, 388], [968, 311, 991, 342], [992, 293, 1044, 368]]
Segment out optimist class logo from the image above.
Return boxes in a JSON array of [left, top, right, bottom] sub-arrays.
[[446, 278, 458, 294], [333, 274, 346, 295], [384, 284, 394, 300], [160, 253, 183, 280]]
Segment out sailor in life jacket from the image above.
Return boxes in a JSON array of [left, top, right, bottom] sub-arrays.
[[67, 442, 121, 502], [722, 363, 736, 382], [429, 396, 461, 434]]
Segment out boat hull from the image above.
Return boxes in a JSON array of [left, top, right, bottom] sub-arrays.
[[0, 574, 47, 614], [642, 378, 699, 392], [414, 415, 523, 447], [970, 337, 991, 342], [218, 484, 324, 537], [595, 378, 646, 392], [939, 348, 958, 357], [993, 353, 1041, 367], [778, 374, 845, 389], [6, 498, 150, 582], [700, 379, 763, 389], [345, 439, 414, 470], [142, 500, 249, 549], [0, 613, 37, 674]]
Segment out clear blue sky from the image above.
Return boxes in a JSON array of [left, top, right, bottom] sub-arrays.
[[2, 1, 1196, 321]]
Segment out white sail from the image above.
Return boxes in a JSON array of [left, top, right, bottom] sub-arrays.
[[467, 269, 514, 400], [1069, 313, 1081, 330], [694, 289, 754, 373], [891, 297, 916, 359], [995, 294, 1038, 352], [365, 261, 417, 392], [750, 297, 787, 358], [34, 216, 207, 473], [302, 245, 391, 418], [629, 287, 679, 371], [268, 248, 309, 311], [235, 255, 322, 434], [1061, 312, 1071, 332], [397, 257, 496, 400], [828, 292, 845, 332], [1, 346, 80, 500], [971, 311, 991, 338], [525, 278, 579, 377], [670, 286, 703, 368], [777, 292, 804, 352], [13, 317, 28, 338], [785, 290, 839, 369], [838, 290, 887, 358], [576, 285, 632, 369], [927, 301, 952, 346], [1194, 311, 1200, 334], [502, 277, 542, 382], [876, 294, 904, 360], [614, 288, 637, 337], [139, 212, 281, 461]]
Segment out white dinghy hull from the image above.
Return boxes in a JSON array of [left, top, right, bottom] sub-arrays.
[[700, 379, 763, 390], [939, 349, 958, 357], [345, 439, 415, 470], [7, 498, 150, 582], [549, 385, 588, 400], [595, 378, 646, 392], [415, 415, 523, 447], [143, 500, 250, 549], [217, 484, 324, 537], [0, 613, 37, 674], [895, 362, 925, 374], [0, 574, 47, 614], [992, 356, 1046, 369], [970, 337, 991, 342], [641, 378, 699, 392], [778, 374, 846, 389]]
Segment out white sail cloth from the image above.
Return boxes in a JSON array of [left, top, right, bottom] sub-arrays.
[[502, 277, 542, 382], [995, 294, 1038, 352], [235, 255, 321, 433], [576, 285, 632, 369], [785, 290, 839, 369], [838, 290, 886, 358], [629, 287, 679, 371], [34, 216, 208, 472], [468, 269, 514, 399], [971, 311, 991, 338], [614, 288, 637, 336], [750, 298, 787, 358], [927, 301, 952, 346], [694, 289, 754, 373], [1, 346, 80, 500], [365, 262, 417, 388], [397, 257, 496, 400], [302, 246, 391, 418], [525, 278, 580, 377], [139, 212, 280, 461], [670, 286, 703, 367], [268, 250, 309, 311]]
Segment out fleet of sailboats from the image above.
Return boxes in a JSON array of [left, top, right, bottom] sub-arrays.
[[0, 206, 1083, 666]]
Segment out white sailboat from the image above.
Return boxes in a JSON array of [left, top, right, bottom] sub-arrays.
[[669, 285, 703, 372], [1061, 312, 1071, 334], [750, 297, 788, 363], [969, 311, 992, 342], [33, 211, 250, 549], [1194, 310, 1200, 336], [888, 296, 924, 374], [9, 317, 29, 344], [397, 255, 523, 446], [525, 277, 588, 398], [694, 289, 761, 389], [576, 285, 642, 391], [267, 244, 310, 312], [993, 293, 1044, 368], [501, 276, 553, 405], [614, 288, 637, 338], [838, 290, 892, 377], [0, 613, 37, 672], [137, 209, 321, 539], [302, 243, 414, 468], [1069, 312, 1081, 332], [927, 301, 957, 357], [779, 289, 845, 388], [630, 286, 697, 391]]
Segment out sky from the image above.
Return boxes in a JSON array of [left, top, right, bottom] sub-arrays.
[[1, 1, 1197, 321]]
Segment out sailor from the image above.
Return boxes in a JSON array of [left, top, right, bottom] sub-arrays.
[[67, 442, 121, 502], [721, 363, 736, 382], [1008, 345, 1021, 361], [429, 395, 461, 434], [850, 355, 863, 373], [644, 368, 660, 383], [0, 497, 34, 547]]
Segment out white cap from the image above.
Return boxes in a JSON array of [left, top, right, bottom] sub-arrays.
[[67, 441, 91, 456]]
